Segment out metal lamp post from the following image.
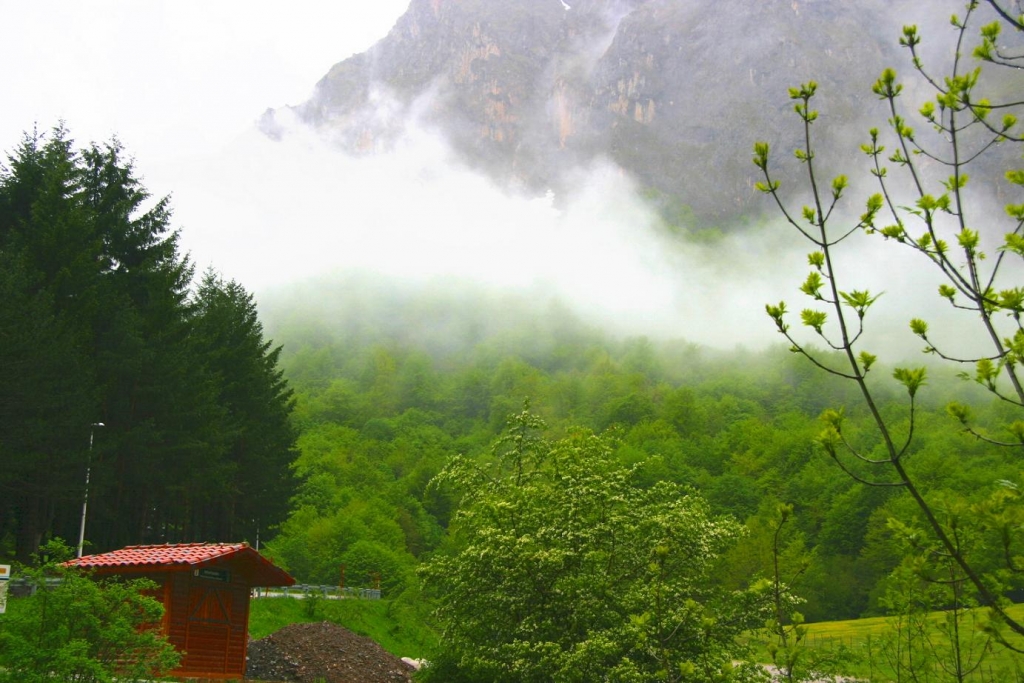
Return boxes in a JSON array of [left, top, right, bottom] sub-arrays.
[[76, 422, 104, 559]]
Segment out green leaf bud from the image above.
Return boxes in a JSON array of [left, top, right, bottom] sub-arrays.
[[753, 141, 770, 169], [840, 289, 882, 318], [958, 228, 980, 252], [900, 25, 919, 46], [801, 309, 827, 333], [800, 271, 824, 298], [831, 174, 848, 198], [946, 401, 971, 424], [893, 367, 927, 397], [881, 224, 905, 241], [859, 351, 877, 372]]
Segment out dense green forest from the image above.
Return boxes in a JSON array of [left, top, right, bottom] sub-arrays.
[[0, 127, 295, 562], [254, 284, 1007, 623]]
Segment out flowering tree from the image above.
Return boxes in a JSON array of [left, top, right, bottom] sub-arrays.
[[421, 406, 773, 682]]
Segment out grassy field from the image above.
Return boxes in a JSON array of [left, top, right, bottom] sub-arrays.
[[11, 588, 1024, 680], [248, 594, 438, 661], [752, 603, 1024, 681], [249, 596, 1024, 681]]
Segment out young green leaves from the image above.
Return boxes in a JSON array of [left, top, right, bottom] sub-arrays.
[[789, 81, 819, 126]]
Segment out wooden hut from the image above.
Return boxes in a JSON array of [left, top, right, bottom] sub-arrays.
[[66, 542, 294, 680]]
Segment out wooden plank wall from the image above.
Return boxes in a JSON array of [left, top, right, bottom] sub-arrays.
[[163, 566, 251, 679]]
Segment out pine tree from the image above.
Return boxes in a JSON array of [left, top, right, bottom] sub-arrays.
[[0, 126, 97, 562], [189, 270, 297, 543], [0, 126, 296, 559]]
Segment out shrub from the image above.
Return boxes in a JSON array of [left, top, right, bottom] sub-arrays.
[[0, 540, 180, 683]]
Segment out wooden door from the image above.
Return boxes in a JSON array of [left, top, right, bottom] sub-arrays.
[[183, 584, 237, 676]]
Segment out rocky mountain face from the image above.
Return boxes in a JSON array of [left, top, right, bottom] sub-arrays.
[[262, 0, 1006, 223]]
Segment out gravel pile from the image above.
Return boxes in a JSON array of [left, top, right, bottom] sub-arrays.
[[245, 621, 416, 683]]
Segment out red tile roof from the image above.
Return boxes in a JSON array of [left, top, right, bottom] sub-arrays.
[[66, 542, 295, 587], [69, 542, 242, 568]]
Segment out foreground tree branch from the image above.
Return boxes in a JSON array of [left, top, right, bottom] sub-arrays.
[[754, 0, 1024, 648]]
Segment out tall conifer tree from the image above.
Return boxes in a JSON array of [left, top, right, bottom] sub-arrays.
[[0, 126, 295, 560]]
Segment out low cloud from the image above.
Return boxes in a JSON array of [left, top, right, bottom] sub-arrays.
[[154, 108, 966, 360], [150, 0, 1022, 361]]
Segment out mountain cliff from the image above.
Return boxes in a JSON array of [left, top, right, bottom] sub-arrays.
[[261, 0, 995, 223]]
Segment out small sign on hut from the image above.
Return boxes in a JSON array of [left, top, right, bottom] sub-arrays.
[[0, 564, 9, 614], [66, 542, 294, 680]]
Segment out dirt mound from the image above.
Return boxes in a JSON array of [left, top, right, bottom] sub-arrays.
[[245, 621, 415, 683]]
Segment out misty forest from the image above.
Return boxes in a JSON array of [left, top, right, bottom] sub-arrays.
[[3, 0, 1024, 681]]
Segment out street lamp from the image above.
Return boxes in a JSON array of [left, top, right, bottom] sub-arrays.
[[77, 422, 104, 559]]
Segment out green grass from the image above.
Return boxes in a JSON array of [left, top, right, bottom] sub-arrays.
[[750, 604, 1024, 681], [248, 597, 1024, 680], [248, 596, 438, 661], [5, 590, 438, 663]]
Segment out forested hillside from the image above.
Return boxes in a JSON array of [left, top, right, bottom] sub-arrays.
[[4, 148, 1013, 622], [256, 277, 1008, 624]]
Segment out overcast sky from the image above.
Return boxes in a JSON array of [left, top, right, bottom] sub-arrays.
[[0, 0, 760, 346], [0, 0, 408, 163]]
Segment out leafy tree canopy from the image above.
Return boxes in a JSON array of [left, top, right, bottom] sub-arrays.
[[419, 406, 774, 682]]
